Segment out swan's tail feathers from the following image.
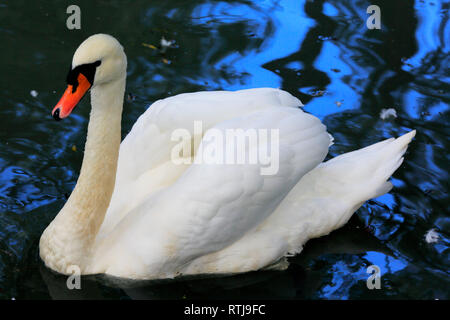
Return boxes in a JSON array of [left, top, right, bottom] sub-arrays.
[[263, 130, 416, 258], [283, 130, 417, 243], [369, 129, 416, 198], [318, 129, 416, 221], [325, 129, 415, 199]]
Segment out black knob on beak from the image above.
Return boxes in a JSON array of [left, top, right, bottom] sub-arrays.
[[52, 108, 62, 121]]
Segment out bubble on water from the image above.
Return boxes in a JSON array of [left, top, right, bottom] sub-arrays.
[[160, 37, 175, 49], [160, 37, 176, 53], [425, 228, 439, 244], [379, 108, 397, 120]]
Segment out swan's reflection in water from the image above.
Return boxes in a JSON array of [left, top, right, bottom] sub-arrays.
[[39, 218, 392, 300]]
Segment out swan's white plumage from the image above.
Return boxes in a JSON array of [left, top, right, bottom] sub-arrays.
[[180, 130, 416, 275], [98, 89, 306, 238], [119, 88, 302, 181], [40, 34, 417, 280], [93, 94, 330, 278]]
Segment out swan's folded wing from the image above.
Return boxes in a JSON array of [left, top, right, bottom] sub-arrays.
[[256, 130, 417, 254], [115, 88, 302, 186], [178, 131, 416, 275], [100, 89, 303, 237], [96, 107, 330, 278]]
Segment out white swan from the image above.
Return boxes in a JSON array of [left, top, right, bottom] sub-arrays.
[[39, 34, 416, 280]]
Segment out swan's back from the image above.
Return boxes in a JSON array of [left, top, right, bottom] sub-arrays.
[[98, 88, 312, 238], [92, 91, 331, 278], [90, 87, 415, 280], [118, 88, 302, 183]]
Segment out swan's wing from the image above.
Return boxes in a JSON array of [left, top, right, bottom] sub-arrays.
[[99, 89, 302, 236], [116, 88, 303, 185], [94, 107, 330, 278], [243, 130, 417, 258], [276, 130, 417, 246], [180, 130, 416, 275]]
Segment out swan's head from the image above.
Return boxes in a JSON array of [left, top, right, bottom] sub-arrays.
[[52, 34, 127, 120]]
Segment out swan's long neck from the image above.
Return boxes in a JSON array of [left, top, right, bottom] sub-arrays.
[[40, 77, 125, 274], [72, 79, 124, 233]]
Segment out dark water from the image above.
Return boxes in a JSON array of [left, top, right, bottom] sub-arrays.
[[0, 0, 448, 300]]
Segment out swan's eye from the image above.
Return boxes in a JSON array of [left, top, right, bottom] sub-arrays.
[[67, 60, 101, 92]]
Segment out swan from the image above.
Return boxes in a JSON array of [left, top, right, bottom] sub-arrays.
[[39, 34, 416, 280]]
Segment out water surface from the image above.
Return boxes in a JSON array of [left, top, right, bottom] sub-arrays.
[[0, 0, 448, 299]]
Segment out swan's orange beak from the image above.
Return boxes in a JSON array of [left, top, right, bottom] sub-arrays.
[[52, 73, 91, 121]]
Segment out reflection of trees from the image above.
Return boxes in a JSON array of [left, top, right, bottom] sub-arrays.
[[125, 1, 277, 88], [262, 0, 337, 104], [263, 0, 419, 115], [116, 0, 279, 132], [358, 0, 417, 110], [263, 0, 449, 295], [348, 264, 449, 299]]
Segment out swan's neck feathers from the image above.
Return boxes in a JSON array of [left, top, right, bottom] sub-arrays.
[[40, 77, 125, 274]]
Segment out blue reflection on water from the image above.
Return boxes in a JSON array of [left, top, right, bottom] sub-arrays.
[[210, 0, 315, 89], [0, 0, 448, 299], [365, 251, 408, 274]]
